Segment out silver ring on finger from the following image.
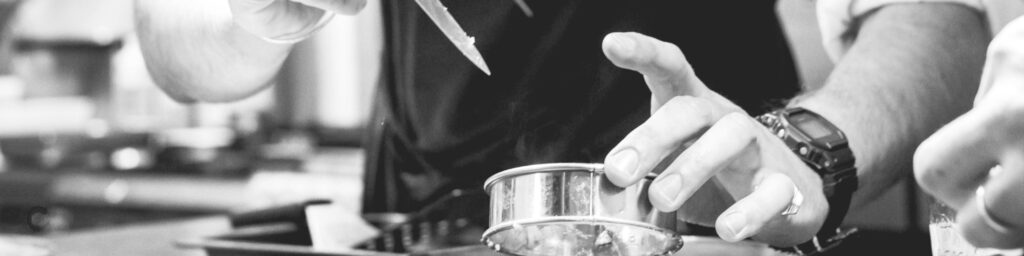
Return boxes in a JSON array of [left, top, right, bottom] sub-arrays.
[[976, 185, 1015, 234], [781, 185, 803, 216]]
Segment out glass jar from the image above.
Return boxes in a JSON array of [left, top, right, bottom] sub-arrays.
[[929, 198, 1023, 256]]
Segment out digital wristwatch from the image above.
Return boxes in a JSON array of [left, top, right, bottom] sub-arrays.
[[756, 107, 859, 255]]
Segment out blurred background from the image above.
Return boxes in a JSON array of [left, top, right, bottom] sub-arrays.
[[0, 0, 931, 254]]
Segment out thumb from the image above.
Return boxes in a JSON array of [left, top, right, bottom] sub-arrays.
[[914, 106, 1004, 209], [976, 16, 1024, 104], [293, 0, 367, 15], [602, 32, 713, 110], [230, 0, 329, 40]]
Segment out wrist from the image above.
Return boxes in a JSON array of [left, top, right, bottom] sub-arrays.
[[792, 98, 867, 172], [756, 107, 859, 255]]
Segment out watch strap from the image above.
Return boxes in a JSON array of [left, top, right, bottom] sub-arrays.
[[778, 227, 858, 255]]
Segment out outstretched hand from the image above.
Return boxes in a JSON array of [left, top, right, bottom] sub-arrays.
[[600, 32, 829, 246]]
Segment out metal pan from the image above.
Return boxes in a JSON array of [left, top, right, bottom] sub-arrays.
[[482, 163, 683, 256]]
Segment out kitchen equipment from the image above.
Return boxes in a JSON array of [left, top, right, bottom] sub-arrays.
[[178, 195, 500, 256], [180, 228, 788, 256], [355, 189, 489, 253], [482, 163, 683, 256], [412, 0, 490, 75], [152, 127, 251, 175]]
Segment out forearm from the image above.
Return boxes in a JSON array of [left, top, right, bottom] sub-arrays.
[[794, 4, 989, 207], [134, 0, 292, 102]]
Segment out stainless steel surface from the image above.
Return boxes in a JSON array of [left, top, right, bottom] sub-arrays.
[[482, 163, 682, 256], [676, 236, 779, 256], [411, 0, 491, 75]]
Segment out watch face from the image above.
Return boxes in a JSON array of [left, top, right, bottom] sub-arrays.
[[790, 112, 836, 139]]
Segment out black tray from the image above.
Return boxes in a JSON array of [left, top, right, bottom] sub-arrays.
[[178, 190, 498, 256]]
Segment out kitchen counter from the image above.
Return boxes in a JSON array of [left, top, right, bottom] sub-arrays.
[[31, 211, 934, 256], [0, 148, 366, 213], [43, 215, 783, 256], [0, 171, 249, 212], [47, 216, 231, 256]]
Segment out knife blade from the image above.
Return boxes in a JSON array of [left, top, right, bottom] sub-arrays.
[[412, 0, 492, 75]]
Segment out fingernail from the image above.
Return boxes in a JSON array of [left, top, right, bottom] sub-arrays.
[[652, 172, 682, 203], [607, 148, 639, 179], [609, 34, 635, 56], [720, 211, 749, 241]]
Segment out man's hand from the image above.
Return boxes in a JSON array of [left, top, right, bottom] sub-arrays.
[[600, 32, 828, 246], [135, 0, 368, 102], [914, 18, 1024, 249], [229, 0, 366, 42]]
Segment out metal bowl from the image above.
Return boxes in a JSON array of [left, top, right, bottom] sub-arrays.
[[482, 163, 683, 256]]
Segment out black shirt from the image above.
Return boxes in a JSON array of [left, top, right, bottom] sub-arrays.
[[362, 0, 800, 213]]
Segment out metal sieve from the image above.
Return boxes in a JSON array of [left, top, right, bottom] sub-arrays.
[[482, 163, 683, 256]]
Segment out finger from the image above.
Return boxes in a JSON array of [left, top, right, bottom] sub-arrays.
[[675, 181, 735, 227], [977, 17, 1024, 103], [647, 112, 759, 212], [714, 172, 805, 243], [230, 0, 329, 38], [914, 108, 1001, 209], [293, 0, 366, 15], [958, 162, 1024, 248], [601, 32, 712, 110], [603, 96, 730, 187], [230, 0, 276, 10]]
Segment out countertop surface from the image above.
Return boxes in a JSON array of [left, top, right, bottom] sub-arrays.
[[36, 215, 935, 256], [42, 215, 787, 256], [48, 216, 231, 256], [0, 148, 366, 213]]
